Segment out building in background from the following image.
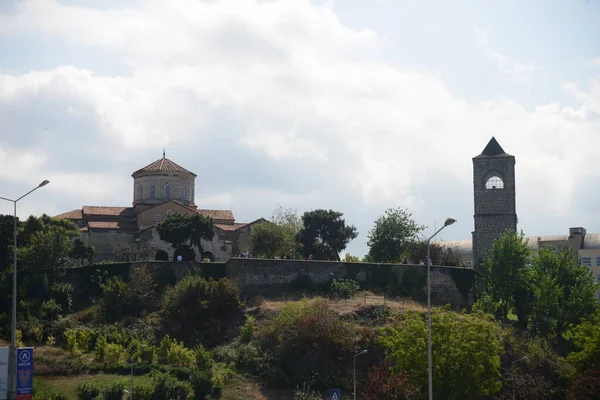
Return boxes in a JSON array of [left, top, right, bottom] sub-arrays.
[[55, 154, 265, 262]]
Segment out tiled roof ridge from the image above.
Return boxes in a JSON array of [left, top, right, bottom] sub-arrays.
[[132, 157, 196, 177]]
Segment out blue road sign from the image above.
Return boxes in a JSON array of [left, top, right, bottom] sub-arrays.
[[16, 347, 34, 400], [329, 389, 341, 400]]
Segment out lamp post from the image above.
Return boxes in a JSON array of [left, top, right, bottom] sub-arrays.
[[426, 217, 456, 400], [126, 345, 147, 400], [353, 349, 367, 400], [0, 180, 49, 400]]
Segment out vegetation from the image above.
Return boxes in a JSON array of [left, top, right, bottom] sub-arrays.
[[1, 211, 599, 399], [297, 209, 358, 260], [156, 212, 214, 259], [367, 207, 424, 263]]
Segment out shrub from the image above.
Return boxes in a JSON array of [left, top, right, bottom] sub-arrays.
[[149, 370, 192, 400], [40, 299, 63, 322], [129, 264, 159, 314], [64, 329, 81, 356], [94, 335, 108, 362], [76, 383, 100, 400], [565, 370, 600, 400], [51, 282, 74, 313], [190, 369, 213, 399], [378, 309, 502, 399], [132, 385, 152, 400], [240, 315, 256, 342], [104, 343, 124, 366], [100, 382, 124, 400], [161, 276, 243, 346], [99, 276, 129, 322], [361, 363, 416, 400], [156, 335, 195, 367], [293, 383, 321, 400], [330, 278, 360, 299]]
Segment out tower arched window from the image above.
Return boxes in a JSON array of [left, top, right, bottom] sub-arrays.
[[138, 185, 143, 200], [179, 186, 186, 200], [165, 184, 172, 200], [150, 185, 156, 199], [485, 175, 504, 189]]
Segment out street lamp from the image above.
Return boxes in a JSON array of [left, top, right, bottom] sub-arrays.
[[426, 217, 456, 400], [128, 345, 148, 400], [353, 349, 367, 400], [0, 180, 49, 400]]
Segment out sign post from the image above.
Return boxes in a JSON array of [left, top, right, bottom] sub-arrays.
[[329, 389, 341, 400], [0, 347, 8, 400], [16, 348, 33, 400]]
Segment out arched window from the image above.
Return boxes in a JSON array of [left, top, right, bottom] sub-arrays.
[[138, 185, 143, 200], [485, 175, 504, 189], [150, 185, 156, 199], [166, 210, 173, 217], [165, 184, 172, 199], [179, 186, 186, 200]]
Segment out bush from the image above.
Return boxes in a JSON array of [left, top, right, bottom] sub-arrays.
[[240, 315, 256, 342], [161, 276, 243, 347], [76, 383, 100, 400], [104, 343, 124, 366], [99, 276, 129, 322], [293, 383, 321, 400], [129, 264, 159, 314], [100, 382, 124, 400], [330, 278, 360, 299], [132, 385, 152, 400], [156, 335, 195, 367], [565, 370, 600, 400], [51, 282, 74, 313], [40, 299, 63, 322], [362, 363, 416, 400], [149, 370, 192, 400]]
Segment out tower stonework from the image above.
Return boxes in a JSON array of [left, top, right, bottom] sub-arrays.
[[472, 137, 517, 269]]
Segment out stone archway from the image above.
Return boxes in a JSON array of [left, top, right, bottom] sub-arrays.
[[155, 249, 169, 261], [202, 251, 215, 262]]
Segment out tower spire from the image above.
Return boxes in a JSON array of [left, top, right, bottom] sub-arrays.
[[163, 149, 166, 158]]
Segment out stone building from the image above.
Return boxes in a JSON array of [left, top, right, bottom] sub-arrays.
[[55, 154, 266, 262], [471, 137, 518, 269]]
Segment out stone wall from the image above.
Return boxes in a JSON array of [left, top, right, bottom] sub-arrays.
[[226, 258, 474, 309], [87, 230, 136, 261], [67, 258, 475, 309]]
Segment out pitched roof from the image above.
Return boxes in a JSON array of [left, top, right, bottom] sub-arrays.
[[82, 206, 136, 217], [132, 156, 196, 178], [215, 223, 248, 232], [87, 221, 139, 230], [54, 209, 83, 220], [475, 137, 512, 158], [198, 209, 235, 221], [139, 199, 197, 215]]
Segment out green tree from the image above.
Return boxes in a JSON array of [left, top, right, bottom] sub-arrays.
[[271, 205, 303, 257], [0, 214, 17, 272], [250, 222, 286, 258], [157, 212, 214, 255], [479, 230, 530, 320], [378, 309, 502, 399], [367, 207, 424, 263], [297, 209, 358, 260], [527, 246, 598, 336], [567, 310, 600, 373], [70, 238, 95, 266]]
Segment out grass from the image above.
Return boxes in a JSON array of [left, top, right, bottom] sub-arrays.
[[35, 372, 153, 398], [260, 291, 427, 314]]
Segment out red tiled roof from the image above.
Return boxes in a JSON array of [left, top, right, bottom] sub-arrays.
[[54, 209, 83, 220], [215, 223, 248, 232], [82, 206, 136, 217], [140, 200, 197, 214], [198, 209, 234, 221], [132, 157, 196, 178], [87, 221, 138, 230]]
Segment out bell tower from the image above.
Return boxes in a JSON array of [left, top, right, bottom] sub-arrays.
[[472, 137, 517, 269]]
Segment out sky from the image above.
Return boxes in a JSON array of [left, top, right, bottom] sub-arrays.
[[1, 0, 599, 258]]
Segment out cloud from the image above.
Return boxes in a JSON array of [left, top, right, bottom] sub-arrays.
[[474, 26, 539, 77], [0, 0, 599, 257]]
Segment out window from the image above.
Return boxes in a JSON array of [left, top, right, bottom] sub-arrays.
[[179, 186, 186, 200], [156, 212, 161, 223], [165, 184, 172, 200], [485, 175, 504, 189], [597, 275, 600, 283], [166, 210, 173, 217], [596, 256, 600, 266], [581, 257, 592, 266], [138, 185, 143, 200], [150, 185, 156, 199]]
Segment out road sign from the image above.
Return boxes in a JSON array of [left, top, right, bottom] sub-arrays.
[[329, 389, 341, 400], [16, 348, 34, 400]]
